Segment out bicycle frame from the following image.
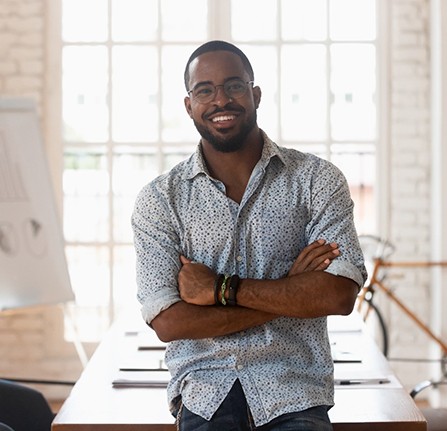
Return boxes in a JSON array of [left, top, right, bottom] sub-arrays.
[[357, 258, 447, 355]]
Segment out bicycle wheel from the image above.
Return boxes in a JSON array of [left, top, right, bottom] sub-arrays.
[[357, 298, 389, 357]]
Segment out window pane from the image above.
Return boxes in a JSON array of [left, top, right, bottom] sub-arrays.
[[62, 0, 108, 42], [111, 0, 158, 41], [241, 45, 278, 140], [281, 45, 327, 141], [113, 246, 140, 315], [63, 149, 109, 242], [66, 246, 110, 307], [330, 0, 376, 41], [331, 44, 376, 141], [112, 46, 159, 142], [64, 303, 110, 342], [162, 45, 198, 142], [285, 143, 328, 160], [232, 0, 277, 41], [112, 148, 159, 242], [63, 46, 109, 142], [331, 144, 376, 234], [163, 149, 195, 173], [161, 0, 207, 41], [281, 0, 327, 41]]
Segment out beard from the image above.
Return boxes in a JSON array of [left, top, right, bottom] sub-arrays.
[[193, 109, 257, 153]]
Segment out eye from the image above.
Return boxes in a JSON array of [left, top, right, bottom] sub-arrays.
[[226, 81, 245, 92], [194, 86, 213, 97]]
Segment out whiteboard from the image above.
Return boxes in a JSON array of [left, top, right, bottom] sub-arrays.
[[0, 98, 74, 310]]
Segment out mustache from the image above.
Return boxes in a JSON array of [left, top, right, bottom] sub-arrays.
[[205, 105, 245, 120]]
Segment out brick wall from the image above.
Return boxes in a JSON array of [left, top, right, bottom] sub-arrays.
[[0, 0, 84, 404], [0, 0, 437, 405], [0, 0, 44, 110], [386, 0, 434, 389]]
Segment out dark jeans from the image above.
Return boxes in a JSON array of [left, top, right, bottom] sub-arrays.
[[177, 380, 333, 431]]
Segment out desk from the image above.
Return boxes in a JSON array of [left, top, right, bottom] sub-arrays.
[[52, 313, 426, 431]]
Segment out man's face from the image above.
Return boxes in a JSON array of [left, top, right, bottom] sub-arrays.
[[184, 51, 261, 153]]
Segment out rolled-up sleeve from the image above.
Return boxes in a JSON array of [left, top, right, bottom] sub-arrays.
[[306, 158, 368, 287], [132, 183, 182, 324], [325, 260, 365, 288]]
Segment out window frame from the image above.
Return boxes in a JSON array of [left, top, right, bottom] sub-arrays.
[[50, 0, 387, 339]]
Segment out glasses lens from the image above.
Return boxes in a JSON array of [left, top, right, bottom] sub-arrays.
[[224, 79, 248, 98], [191, 79, 250, 103], [192, 84, 215, 103]]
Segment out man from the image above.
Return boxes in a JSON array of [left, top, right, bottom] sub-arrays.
[[132, 40, 367, 431]]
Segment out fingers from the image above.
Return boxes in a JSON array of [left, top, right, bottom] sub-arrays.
[[288, 240, 340, 276], [299, 240, 338, 267], [180, 255, 191, 265]]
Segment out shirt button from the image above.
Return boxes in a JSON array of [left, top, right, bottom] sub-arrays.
[[236, 255, 243, 262], [236, 364, 244, 371]]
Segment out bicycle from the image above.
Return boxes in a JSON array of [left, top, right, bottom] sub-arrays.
[[356, 234, 447, 379]]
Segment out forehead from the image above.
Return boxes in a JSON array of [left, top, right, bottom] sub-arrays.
[[188, 51, 248, 86]]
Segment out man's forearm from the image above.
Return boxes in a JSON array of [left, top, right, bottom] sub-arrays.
[[237, 271, 358, 318], [151, 300, 278, 342]]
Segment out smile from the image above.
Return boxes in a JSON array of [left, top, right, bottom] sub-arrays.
[[211, 115, 236, 123]]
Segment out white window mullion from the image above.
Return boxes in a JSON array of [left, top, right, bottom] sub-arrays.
[[326, 0, 332, 161], [156, 0, 164, 175], [209, 0, 231, 40], [107, 0, 114, 322], [377, 0, 391, 236]]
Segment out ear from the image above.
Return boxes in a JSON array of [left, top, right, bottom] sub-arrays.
[[252, 86, 262, 109], [184, 96, 193, 118]]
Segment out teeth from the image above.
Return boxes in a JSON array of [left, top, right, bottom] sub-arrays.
[[212, 115, 235, 123]]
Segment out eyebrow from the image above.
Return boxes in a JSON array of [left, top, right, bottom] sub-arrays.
[[191, 76, 243, 90]]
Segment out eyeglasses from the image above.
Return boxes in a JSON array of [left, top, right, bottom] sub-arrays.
[[187, 78, 254, 104]]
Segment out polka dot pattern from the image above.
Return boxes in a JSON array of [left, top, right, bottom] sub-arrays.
[[131, 130, 367, 427]]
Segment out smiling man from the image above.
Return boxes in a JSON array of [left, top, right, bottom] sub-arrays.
[[132, 41, 367, 431]]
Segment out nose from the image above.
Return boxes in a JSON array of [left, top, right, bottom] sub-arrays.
[[213, 85, 232, 104]]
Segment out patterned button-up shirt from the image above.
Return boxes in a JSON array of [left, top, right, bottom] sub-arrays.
[[132, 130, 367, 426]]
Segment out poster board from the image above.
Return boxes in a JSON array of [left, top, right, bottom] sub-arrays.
[[0, 98, 74, 310]]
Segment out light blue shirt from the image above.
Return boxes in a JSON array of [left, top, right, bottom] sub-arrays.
[[132, 131, 367, 426]]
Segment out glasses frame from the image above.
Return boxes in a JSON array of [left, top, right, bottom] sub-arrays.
[[187, 79, 254, 104]]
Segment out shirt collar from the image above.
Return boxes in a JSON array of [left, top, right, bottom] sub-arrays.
[[183, 129, 285, 181]]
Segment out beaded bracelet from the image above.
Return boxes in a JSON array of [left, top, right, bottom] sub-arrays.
[[220, 274, 230, 306]]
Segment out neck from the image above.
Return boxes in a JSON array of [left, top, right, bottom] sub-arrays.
[[201, 127, 263, 203]]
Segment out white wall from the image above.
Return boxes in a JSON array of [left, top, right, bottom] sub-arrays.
[[386, 0, 433, 383], [0, 0, 442, 405]]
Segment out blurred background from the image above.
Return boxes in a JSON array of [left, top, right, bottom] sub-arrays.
[[0, 0, 446, 411]]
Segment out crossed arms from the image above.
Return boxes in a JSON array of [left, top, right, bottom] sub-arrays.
[[151, 240, 359, 342]]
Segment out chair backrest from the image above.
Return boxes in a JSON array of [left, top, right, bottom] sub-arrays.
[[0, 380, 55, 431], [410, 379, 447, 431]]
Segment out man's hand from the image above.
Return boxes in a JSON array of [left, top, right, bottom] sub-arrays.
[[178, 240, 339, 306], [288, 239, 339, 277], [178, 256, 216, 306]]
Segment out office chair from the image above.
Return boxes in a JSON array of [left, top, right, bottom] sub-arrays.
[[410, 379, 447, 431], [0, 423, 15, 431], [0, 379, 55, 431]]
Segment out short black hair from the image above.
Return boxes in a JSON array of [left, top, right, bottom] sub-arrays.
[[184, 40, 254, 91]]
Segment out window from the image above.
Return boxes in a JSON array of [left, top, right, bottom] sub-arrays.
[[61, 0, 379, 339]]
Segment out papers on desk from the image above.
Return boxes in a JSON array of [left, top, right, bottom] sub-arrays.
[[119, 352, 167, 371], [112, 370, 170, 388], [330, 336, 363, 363], [334, 374, 401, 389], [331, 346, 362, 363]]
